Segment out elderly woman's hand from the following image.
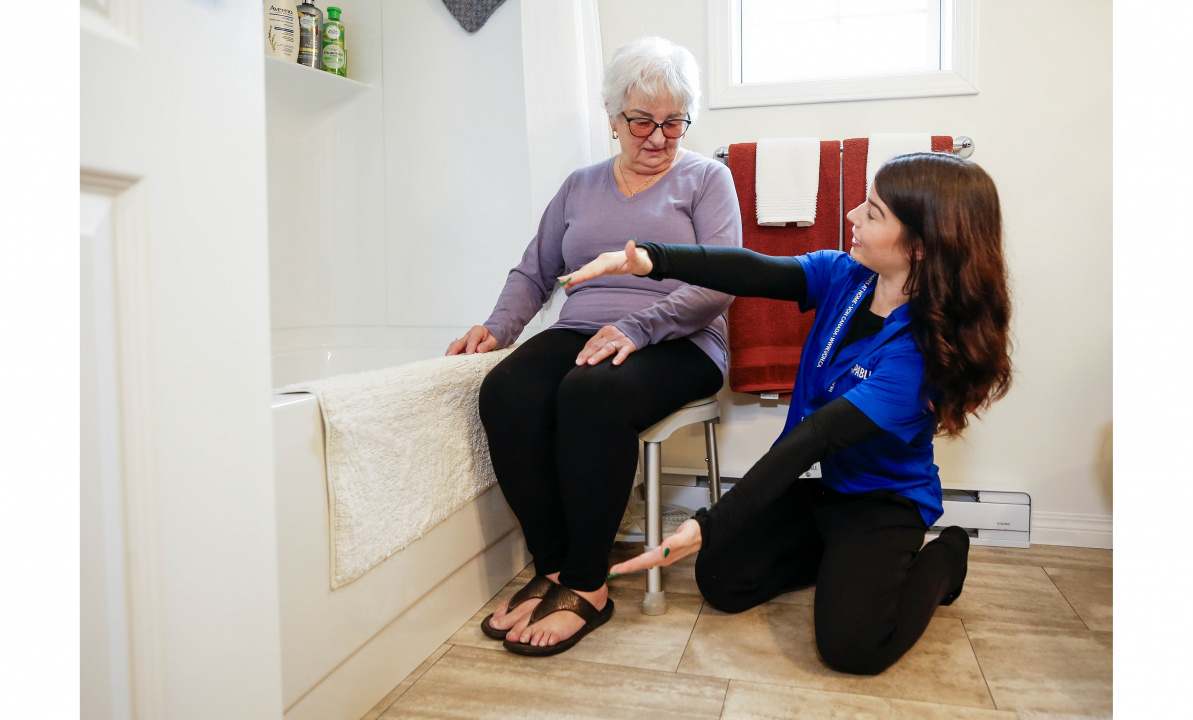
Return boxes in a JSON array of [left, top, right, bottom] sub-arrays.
[[608, 518, 702, 576], [445, 325, 499, 356], [560, 239, 654, 290], [575, 325, 638, 366]]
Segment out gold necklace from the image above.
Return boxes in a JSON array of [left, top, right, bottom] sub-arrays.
[[617, 155, 663, 196]]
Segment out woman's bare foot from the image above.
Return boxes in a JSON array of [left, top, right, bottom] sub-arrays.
[[512, 584, 609, 647], [488, 572, 560, 633]]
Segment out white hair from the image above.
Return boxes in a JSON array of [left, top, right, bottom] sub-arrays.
[[601, 36, 701, 122]]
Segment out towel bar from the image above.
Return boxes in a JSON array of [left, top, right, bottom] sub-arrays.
[[715, 135, 974, 160]]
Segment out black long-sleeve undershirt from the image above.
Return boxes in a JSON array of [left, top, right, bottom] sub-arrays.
[[637, 242, 808, 302], [634, 243, 888, 543], [636, 241, 886, 365]]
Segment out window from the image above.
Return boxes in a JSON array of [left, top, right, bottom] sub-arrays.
[[708, 0, 977, 108]]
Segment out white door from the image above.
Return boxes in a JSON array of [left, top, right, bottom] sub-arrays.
[[81, 2, 284, 718]]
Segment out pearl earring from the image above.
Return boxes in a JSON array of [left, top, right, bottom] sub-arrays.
[[612, 130, 619, 139]]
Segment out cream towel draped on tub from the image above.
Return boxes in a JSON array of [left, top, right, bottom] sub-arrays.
[[279, 347, 516, 588]]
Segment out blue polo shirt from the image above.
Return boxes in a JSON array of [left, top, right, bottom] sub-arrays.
[[779, 250, 943, 527]]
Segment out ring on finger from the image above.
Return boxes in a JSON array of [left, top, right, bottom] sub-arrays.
[[608, 341, 619, 349]]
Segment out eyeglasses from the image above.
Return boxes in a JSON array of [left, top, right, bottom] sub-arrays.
[[621, 113, 692, 139]]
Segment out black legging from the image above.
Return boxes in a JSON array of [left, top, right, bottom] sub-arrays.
[[694, 479, 968, 675], [479, 328, 723, 591]]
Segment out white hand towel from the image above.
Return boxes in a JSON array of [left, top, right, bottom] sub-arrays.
[[756, 137, 821, 227], [866, 133, 932, 195]]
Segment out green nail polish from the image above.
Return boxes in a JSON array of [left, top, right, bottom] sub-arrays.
[[607, 573, 621, 579], [664, 548, 670, 558]]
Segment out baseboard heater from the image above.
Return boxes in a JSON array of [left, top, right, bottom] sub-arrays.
[[657, 481, 1031, 549], [928, 489, 1031, 548]]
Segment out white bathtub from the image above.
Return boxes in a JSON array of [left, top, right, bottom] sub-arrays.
[[271, 333, 530, 720], [271, 326, 467, 387]]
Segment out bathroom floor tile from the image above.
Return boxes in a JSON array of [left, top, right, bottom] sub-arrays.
[[677, 602, 995, 709], [381, 543, 1111, 719], [884, 697, 1015, 719], [446, 576, 531, 648], [545, 586, 704, 671], [965, 620, 1112, 715], [934, 562, 1086, 629], [720, 680, 1019, 719], [606, 543, 701, 595], [360, 643, 451, 720], [448, 579, 705, 672], [768, 585, 817, 606], [381, 644, 727, 719], [967, 545, 1111, 572], [1013, 713, 1112, 720], [1044, 567, 1112, 631]]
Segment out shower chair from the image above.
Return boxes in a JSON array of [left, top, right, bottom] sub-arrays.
[[619, 395, 723, 615]]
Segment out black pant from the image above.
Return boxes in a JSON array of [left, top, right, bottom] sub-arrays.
[[479, 329, 723, 591], [695, 480, 967, 675]]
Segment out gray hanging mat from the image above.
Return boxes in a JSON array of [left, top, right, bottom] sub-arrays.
[[442, 0, 508, 34]]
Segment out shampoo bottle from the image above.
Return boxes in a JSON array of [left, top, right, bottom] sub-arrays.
[[321, 7, 347, 77], [264, 1, 299, 61], [296, 2, 323, 69]]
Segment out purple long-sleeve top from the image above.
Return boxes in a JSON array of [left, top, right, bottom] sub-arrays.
[[483, 151, 742, 374]]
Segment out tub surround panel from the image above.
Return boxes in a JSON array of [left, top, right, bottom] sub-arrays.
[[266, 0, 388, 333], [382, 0, 535, 330]]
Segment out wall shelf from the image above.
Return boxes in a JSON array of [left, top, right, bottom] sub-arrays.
[[265, 55, 370, 121]]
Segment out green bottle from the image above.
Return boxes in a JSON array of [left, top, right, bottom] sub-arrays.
[[321, 6, 347, 77]]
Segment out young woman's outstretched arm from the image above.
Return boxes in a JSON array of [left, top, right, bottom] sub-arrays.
[[636, 242, 807, 301], [561, 239, 807, 302]]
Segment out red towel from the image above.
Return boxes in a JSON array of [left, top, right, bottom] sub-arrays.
[[842, 136, 953, 238], [726, 141, 840, 395]]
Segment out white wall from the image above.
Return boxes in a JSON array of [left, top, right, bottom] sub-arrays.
[[599, 0, 1112, 546]]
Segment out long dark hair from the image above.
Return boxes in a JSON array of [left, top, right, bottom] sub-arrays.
[[872, 152, 1013, 437]]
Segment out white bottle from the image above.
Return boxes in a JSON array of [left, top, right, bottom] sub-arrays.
[[264, 1, 299, 62]]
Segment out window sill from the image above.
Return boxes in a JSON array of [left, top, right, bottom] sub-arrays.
[[708, 70, 978, 110]]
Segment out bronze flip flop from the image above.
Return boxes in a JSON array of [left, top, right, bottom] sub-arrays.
[[502, 583, 615, 657], [480, 574, 556, 639]]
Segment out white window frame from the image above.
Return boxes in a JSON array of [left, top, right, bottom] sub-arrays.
[[708, 0, 979, 109]]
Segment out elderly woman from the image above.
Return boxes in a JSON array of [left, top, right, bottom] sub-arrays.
[[445, 36, 740, 656]]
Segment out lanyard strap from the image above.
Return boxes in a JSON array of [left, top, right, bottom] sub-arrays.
[[815, 273, 877, 369]]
